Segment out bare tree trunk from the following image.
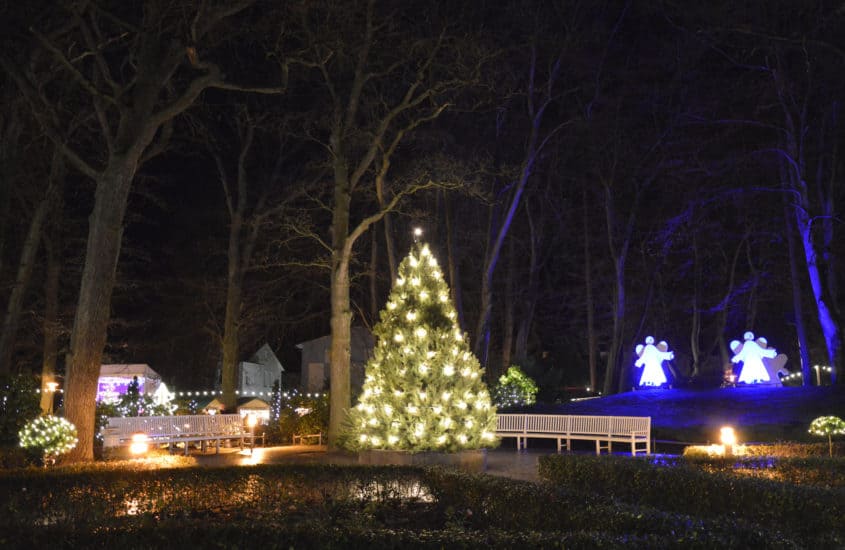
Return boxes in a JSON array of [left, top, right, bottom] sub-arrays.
[[689, 231, 701, 378], [602, 179, 640, 395], [582, 188, 598, 391], [514, 198, 541, 362], [0, 154, 61, 373], [745, 245, 759, 329], [328, 162, 352, 447], [501, 237, 515, 375], [65, 159, 137, 461], [221, 226, 243, 411], [774, 72, 842, 382], [369, 228, 379, 322], [783, 195, 811, 384], [444, 193, 466, 331], [40, 233, 61, 414], [473, 45, 567, 369]]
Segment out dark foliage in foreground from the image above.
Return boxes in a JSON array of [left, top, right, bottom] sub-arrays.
[[0, 463, 827, 548], [539, 454, 844, 547]]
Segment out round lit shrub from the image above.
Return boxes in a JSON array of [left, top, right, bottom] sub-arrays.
[[493, 365, 539, 409], [809, 415, 845, 457], [19, 415, 78, 464]]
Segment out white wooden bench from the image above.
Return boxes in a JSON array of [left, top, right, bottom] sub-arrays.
[[101, 414, 249, 455], [292, 433, 322, 445], [496, 414, 651, 456]]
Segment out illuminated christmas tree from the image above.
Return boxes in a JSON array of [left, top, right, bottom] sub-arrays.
[[348, 238, 497, 452]]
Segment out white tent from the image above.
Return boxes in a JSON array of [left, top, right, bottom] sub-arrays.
[[97, 364, 162, 403]]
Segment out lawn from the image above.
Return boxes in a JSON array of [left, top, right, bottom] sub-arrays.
[[535, 384, 845, 444]]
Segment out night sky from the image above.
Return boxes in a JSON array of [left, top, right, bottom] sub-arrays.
[[0, 1, 843, 392]]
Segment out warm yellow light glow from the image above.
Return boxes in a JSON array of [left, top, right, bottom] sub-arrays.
[[247, 414, 258, 429], [443, 364, 455, 376], [46, 381, 59, 393], [419, 291, 429, 300], [414, 227, 423, 238], [720, 426, 736, 446], [394, 333, 404, 342], [129, 433, 149, 455], [387, 301, 396, 310], [415, 327, 427, 338], [406, 311, 417, 321]]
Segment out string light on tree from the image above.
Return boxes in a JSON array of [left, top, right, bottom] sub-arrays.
[[347, 237, 498, 452], [18, 415, 78, 465]]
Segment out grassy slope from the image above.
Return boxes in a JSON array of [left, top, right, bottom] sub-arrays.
[[535, 385, 845, 443]]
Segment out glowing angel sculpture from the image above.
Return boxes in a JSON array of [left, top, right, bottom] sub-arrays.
[[634, 336, 674, 387], [731, 331, 777, 384]]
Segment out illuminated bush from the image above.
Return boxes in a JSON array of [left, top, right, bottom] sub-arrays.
[[18, 415, 78, 464], [493, 365, 539, 408], [809, 416, 845, 457]]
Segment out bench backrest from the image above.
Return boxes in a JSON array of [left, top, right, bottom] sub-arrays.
[[104, 414, 244, 438]]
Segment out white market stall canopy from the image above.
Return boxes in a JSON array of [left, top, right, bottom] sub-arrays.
[[97, 364, 162, 403]]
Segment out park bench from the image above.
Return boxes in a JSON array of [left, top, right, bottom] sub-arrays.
[[292, 433, 323, 445], [496, 413, 651, 456], [101, 414, 251, 455]]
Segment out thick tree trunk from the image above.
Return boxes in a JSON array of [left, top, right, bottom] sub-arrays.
[[328, 151, 352, 448], [64, 159, 136, 461], [221, 256, 243, 410], [40, 234, 61, 414]]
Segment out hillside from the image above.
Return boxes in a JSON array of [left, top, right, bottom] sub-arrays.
[[532, 385, 845, 444]]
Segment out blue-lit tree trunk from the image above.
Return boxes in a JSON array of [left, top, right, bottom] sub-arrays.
[[776, 80, 842, 383], [473, 43, 569, 370]]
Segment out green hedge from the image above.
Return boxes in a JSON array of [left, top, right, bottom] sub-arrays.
[[680, 454, 845, 488], [538, 454, 844, 546], [0, 464, 807, 548]]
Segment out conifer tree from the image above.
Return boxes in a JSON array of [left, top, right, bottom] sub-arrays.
[[348, 240, 497, 452]]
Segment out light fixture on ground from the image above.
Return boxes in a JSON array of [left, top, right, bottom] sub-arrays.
[[720, 426, 736, 456], [129, 433, 149, 456], [46, 381, 59, 414], [247, 414, 258, 454]]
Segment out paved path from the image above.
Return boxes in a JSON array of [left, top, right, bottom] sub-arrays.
[[193, 445, 555, 483]]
